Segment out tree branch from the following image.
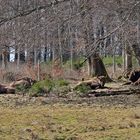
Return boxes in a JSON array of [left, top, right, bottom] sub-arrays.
[[0, 0, 70, 26], [82, 1, 140, 64]]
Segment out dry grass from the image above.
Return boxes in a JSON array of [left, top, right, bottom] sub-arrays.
[[0, 103, 140, 139], [0, 62, 120, 85]]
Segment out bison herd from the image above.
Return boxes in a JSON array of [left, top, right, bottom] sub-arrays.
[[0, 69, 140, 94]]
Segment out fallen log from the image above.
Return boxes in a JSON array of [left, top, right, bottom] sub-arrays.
[[87, 86, 140, 97]]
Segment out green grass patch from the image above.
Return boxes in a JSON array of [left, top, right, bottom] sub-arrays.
[[102, 55, 139, 67], [65, 57, 85, 70], [15, 85, 30, 94], [73, 84, 91, 97], [0, 104, 140, 139], [29, 78, 70, 97], [102, 56, 122, 66], [55, 79, 69, 87], [29, 78, 55, 96]]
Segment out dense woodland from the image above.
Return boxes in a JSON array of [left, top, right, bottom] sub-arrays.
[[0, 0, 140, 80], [1, 2, 140, 139]]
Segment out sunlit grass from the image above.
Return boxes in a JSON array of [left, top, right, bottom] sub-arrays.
[[0, 104, 140, 139], [102, 56, 139, 67]]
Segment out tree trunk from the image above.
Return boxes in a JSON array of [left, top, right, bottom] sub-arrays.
[[132, 11, 140, 66], [125, 46, 132, 70], [57, 24, 63, 66], [88, 53, 112, 82], [44, 47, 48, 62], [2, 49, 7, 69], [87, 57, 93, 76], [34, 47, 37, 66], [27, 48, 34, 66], [20, 50, 25, 63], [113, 47, 116, 74], [7, 48, 10, 62], [80, 0, 111, 81], [122, 45, 126, 70], [132, 44, 140, 65], [17, 47, 20, 69]]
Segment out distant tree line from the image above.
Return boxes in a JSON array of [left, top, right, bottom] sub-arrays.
[[0, 0, 140, 78]]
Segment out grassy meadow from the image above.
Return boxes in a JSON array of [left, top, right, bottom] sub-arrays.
[[0, 103, 140, 140], [0, 56, 140, 140]]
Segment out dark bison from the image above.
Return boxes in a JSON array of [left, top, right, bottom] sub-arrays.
[[129, 70, 140, 83]]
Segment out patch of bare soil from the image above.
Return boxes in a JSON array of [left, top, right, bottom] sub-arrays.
[[0, 93, 140, 108]]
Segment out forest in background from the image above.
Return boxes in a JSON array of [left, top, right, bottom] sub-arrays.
[[0, 0, 139, 82], [0, 1, 140, 139]]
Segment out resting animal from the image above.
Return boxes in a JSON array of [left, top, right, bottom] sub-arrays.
[[74, 76, 106, 90]]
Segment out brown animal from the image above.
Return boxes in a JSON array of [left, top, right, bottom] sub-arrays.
[[10, 77, 36, 88], [74, 76, 106, 90], [0, 84, 15, 94], [0, 77, 36, 94]]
